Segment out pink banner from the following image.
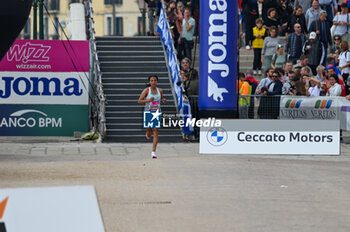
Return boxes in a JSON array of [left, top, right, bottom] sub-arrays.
[[0, 40, 89, 72]]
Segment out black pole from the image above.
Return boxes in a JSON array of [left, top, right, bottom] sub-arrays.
[[39, 0, 44, 39], [33, 0, 38, 39], [112, 0, 116, 35]]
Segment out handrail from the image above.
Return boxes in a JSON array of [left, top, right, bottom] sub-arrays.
[[86, 0, 106, 142]]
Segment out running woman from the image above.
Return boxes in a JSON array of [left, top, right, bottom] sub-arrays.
[[138, 75, 166, 158]]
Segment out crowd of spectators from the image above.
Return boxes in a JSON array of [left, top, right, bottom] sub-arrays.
[[240, 0, 350, 112]]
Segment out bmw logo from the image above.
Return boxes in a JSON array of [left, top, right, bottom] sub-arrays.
[[207, 127, 228, 146]]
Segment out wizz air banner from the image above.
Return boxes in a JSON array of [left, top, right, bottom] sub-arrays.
[[0, 40, 89, 136], [199, 0, 238, 110]]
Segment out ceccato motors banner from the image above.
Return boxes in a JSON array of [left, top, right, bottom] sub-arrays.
[[0, 40, 89, 136]]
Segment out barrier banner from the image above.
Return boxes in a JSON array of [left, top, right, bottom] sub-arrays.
[[200, 119, 340, 155], [199, 0, 238, 110], [0, 186, 105, 232], [279, 96, 350, 130], [0, 40, 89, 136]]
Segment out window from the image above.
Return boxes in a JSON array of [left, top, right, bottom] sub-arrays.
[[105, 0, 123, 5], [71, 0, 80, 3], [49, 0, 59, 11], [106, 16, 123, 36], [22, 18, 31, 39]]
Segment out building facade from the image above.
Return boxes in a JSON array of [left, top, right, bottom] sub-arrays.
[[22, 0, 142, 40]]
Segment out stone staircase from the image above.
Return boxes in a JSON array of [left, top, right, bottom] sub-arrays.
[[96, 36, 183, 142]]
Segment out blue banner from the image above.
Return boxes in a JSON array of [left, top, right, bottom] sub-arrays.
[[157, 4, 183, 111], [199, 0, 238, 110]]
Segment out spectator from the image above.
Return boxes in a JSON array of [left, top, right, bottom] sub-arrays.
[[245, 70, 259, 118], [326, 66, 346, 96], [286, 23, 307, 64], [262, 26, 279, 70], [283, 60, 294, 74], [295, 79, 307, 95], [305, 0, 321, 31], [167, 1, 177, 38], [293, 55, 313, 74], [264, 8, 280, 31], [294, 0, 313, 14], [239, 73, 252, 118], [252, 18, 267, 75], [175, 2, 184, 57], [335, 41, 350, 94], [242, 0, 259, 49], [262, 0, 279, 22], [288, 5, 308, 34], [332, 3, 350, 43], [300, 66, 312, 77], [257, 87, 270, 119], [303, 32, 325, 75], [319, 0, 338, 24], [329, 35, 342, 65], [181, 58, 199, 95], [179, 7, 195, 60], [282, 71, 296, 94], [256, 68, 274, 93], [266, 70, 283, 119], [316, 64, 325, 81], [327, 74, 342, 96], [307, 77, 322, 96], [279, 0, 294, 36], [271, 44, 287, 69], [145, 0, 158, 36], [309, 10, 332, 65], [320, 70, 329, 95]]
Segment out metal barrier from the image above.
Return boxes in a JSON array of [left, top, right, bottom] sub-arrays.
[[87, 0, 106, 141]]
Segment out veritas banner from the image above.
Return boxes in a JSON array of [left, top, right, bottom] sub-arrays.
[[199, 0, 238, 110]]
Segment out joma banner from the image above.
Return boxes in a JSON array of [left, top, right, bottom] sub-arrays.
[[199, 0, 238, 110]]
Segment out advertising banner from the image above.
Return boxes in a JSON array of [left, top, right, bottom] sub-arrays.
[[199, 0, 238, 110], [0, 40, 89, 136], [0, 40, 89, 72], [200, 120, 340, 155], [279, 96, 350, 130], [0, 186, 105, 232]]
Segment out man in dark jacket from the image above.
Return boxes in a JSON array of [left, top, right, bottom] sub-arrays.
[[303, 32, 325, 75], [242, 0, 259, 49], [309, 10, 332, 65], [267, 70, 283, 119], [145, 0, 159, 35]]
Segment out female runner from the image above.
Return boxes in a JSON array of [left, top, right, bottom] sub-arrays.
[[138, 75, 166, 158]]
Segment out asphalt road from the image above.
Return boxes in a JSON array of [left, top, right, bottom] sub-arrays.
[[0, 142, 350, 232]]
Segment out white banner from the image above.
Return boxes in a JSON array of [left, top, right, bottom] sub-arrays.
[[0, 72, 89, 105], [280, 96, 350, 130], [200, 120, 340, 155], [0, 186, 105, 232]]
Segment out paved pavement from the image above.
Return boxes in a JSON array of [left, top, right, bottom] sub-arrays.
[[0, 138, 350, 232]]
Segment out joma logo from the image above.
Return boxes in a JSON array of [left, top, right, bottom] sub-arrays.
[[7, 42, 51, 63]]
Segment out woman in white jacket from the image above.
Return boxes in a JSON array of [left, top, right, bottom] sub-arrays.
[[327, 74, 342, 96]]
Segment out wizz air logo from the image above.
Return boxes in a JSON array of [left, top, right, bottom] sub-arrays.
[[7, 42, 51, 63]]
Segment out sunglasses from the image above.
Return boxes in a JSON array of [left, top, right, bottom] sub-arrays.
[[334, 38, 341, 41], [272, 75, 279, 78]]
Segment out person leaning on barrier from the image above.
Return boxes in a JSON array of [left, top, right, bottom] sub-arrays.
[[306, 77, 322, 96], [282, 71, 296, 95], [256, 68, 273, 94], [181, 57, 199, 96], [327, 74, 342, 96]]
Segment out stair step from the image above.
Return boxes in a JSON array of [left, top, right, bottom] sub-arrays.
[[100, 61, 166, 65], [97, 45, 163, 52], [98, 51, 165, 57], [96, 36, 160, 41], [106, 123, 181, 130], [101, 67, 168, 72], [99, 56, 165, 62], [102, 82, 171, 87], [106, 111, 177, 118], [96, 40, 161, 46], [104, 135, 184, 143], [106, 106, 177, 112]]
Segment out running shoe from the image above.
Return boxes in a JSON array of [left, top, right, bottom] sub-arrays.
[[152, 152, 157, 159]]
